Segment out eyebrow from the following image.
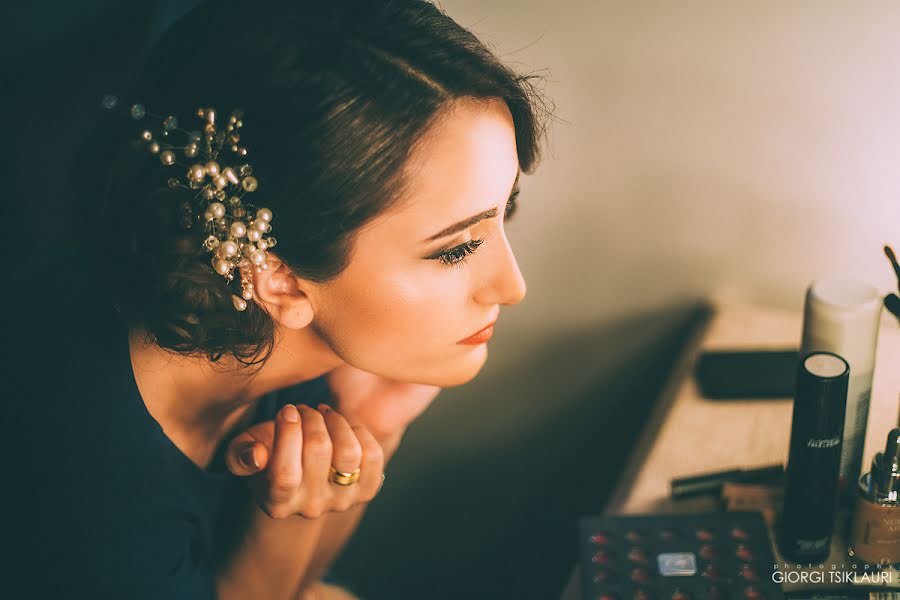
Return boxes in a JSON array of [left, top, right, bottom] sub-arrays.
[[423, 170, 521, 243]]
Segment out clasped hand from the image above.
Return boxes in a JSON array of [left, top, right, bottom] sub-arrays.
[[224, 364, 441, 519]]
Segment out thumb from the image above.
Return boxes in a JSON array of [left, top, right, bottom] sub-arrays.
[[224, 420, 276, 476], [226, 439, 270, 476]]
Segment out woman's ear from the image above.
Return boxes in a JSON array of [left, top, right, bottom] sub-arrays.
[[248, 256, 316, 329]]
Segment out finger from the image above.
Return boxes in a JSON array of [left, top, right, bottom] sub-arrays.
[[348, 421, 386, 503], [317, 404, 363, 478], [297, 404, 333, 495], [266, 403, 304, 505], [225, 421, 275, 476]]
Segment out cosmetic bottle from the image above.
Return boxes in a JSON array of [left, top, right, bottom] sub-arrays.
[[800, 277, 882, 498], [779, 351, 849, 563], [847, 428, 900, 567]]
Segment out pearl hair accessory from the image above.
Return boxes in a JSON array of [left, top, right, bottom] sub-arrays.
[[100, 94, 276, 311]]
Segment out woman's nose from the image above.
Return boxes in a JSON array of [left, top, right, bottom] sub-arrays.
[[475, 233, 527, 306]]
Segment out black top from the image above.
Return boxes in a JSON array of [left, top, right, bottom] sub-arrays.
[[7, 255, 333, 599]]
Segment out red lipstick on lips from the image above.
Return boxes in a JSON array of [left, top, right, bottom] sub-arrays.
[[458, 320, 496, 345]]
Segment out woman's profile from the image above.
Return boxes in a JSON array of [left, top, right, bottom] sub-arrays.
[[9, 0, 549, 598]]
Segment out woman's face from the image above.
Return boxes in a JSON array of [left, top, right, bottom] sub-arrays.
[[307, 97, 527, 388]]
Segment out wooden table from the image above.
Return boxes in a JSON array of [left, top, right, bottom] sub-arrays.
[[561, 301, 900, 599]]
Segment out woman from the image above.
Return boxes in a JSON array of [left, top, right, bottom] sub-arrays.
[[10, 0, 548, 598]]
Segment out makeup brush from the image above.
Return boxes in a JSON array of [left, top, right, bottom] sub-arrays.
[[885, 245, 900, 322]]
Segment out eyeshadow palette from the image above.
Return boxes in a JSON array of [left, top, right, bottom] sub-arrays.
[[579, 511, 784, 600]]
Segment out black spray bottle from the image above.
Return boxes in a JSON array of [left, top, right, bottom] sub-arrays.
[[778, 351, 849, 563]]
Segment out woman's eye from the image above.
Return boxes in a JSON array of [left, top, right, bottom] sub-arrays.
[[431, 190, 518, 269], [436, 238, 484, 268]]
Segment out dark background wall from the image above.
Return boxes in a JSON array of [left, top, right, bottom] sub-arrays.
[[3, 0, 201, 276]]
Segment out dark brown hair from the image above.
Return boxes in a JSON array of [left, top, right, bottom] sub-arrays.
[[76, 0, 551, 367]]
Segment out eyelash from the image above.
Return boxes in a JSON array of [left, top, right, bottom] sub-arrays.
[[435, 192, 519, 269]]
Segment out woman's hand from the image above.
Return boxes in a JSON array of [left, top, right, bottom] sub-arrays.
[[225, 403, 385, 519], [325, 363, 442, 444]]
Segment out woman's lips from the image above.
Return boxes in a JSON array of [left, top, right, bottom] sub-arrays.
[[458, 321, 496, 345]]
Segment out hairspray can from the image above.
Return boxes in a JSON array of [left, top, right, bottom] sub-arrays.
[[799, 278, 882, 498], [779, 351, 849, 563]]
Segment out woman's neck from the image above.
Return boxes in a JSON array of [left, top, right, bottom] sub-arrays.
[[128, 325, 344, 467]]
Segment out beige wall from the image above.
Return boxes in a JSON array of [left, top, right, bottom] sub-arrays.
[[440, 0, 900, 333]]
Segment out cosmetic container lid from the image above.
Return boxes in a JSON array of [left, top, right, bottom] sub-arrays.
[[865, 428, 900, 502], [794, 352, 849, 437]]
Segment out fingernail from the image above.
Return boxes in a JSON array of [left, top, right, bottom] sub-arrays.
[[239, 444, 259, 470], [281, 403, 300, 423], [317, 403, 331, 413]]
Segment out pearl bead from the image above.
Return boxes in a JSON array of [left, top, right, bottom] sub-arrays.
[[148, 141, 160, 154], [223, 167, 239, 185], [256, 208, 272, 223], [213, 175, 227, 190], [266, 236, 277, 247], [251, 219, 267, 232], [160, 150, 175, 165], [232, 295, 248, 311], [141, 130, 152, 141], [209, 202, 225, 219], [214, 258, 230, 275], [241, 176, 258, 192], [188, 164, 206, 181], [228, 196, 241, 206], [257, 240, 268, 250], [205, 161, 220, 176], [221, 240, 238, 257], [250, 249, 266, 265], [184, 143, 198, 158], [230, 221, 247, 237], [241, 288, 254, 300], [247, 229, 261, 242]]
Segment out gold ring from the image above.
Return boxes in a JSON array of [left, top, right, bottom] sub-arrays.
[[329, 466, 361, 486]]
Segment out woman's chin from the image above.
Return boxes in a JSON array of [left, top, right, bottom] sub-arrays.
[[438, 343, 489, 387]]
